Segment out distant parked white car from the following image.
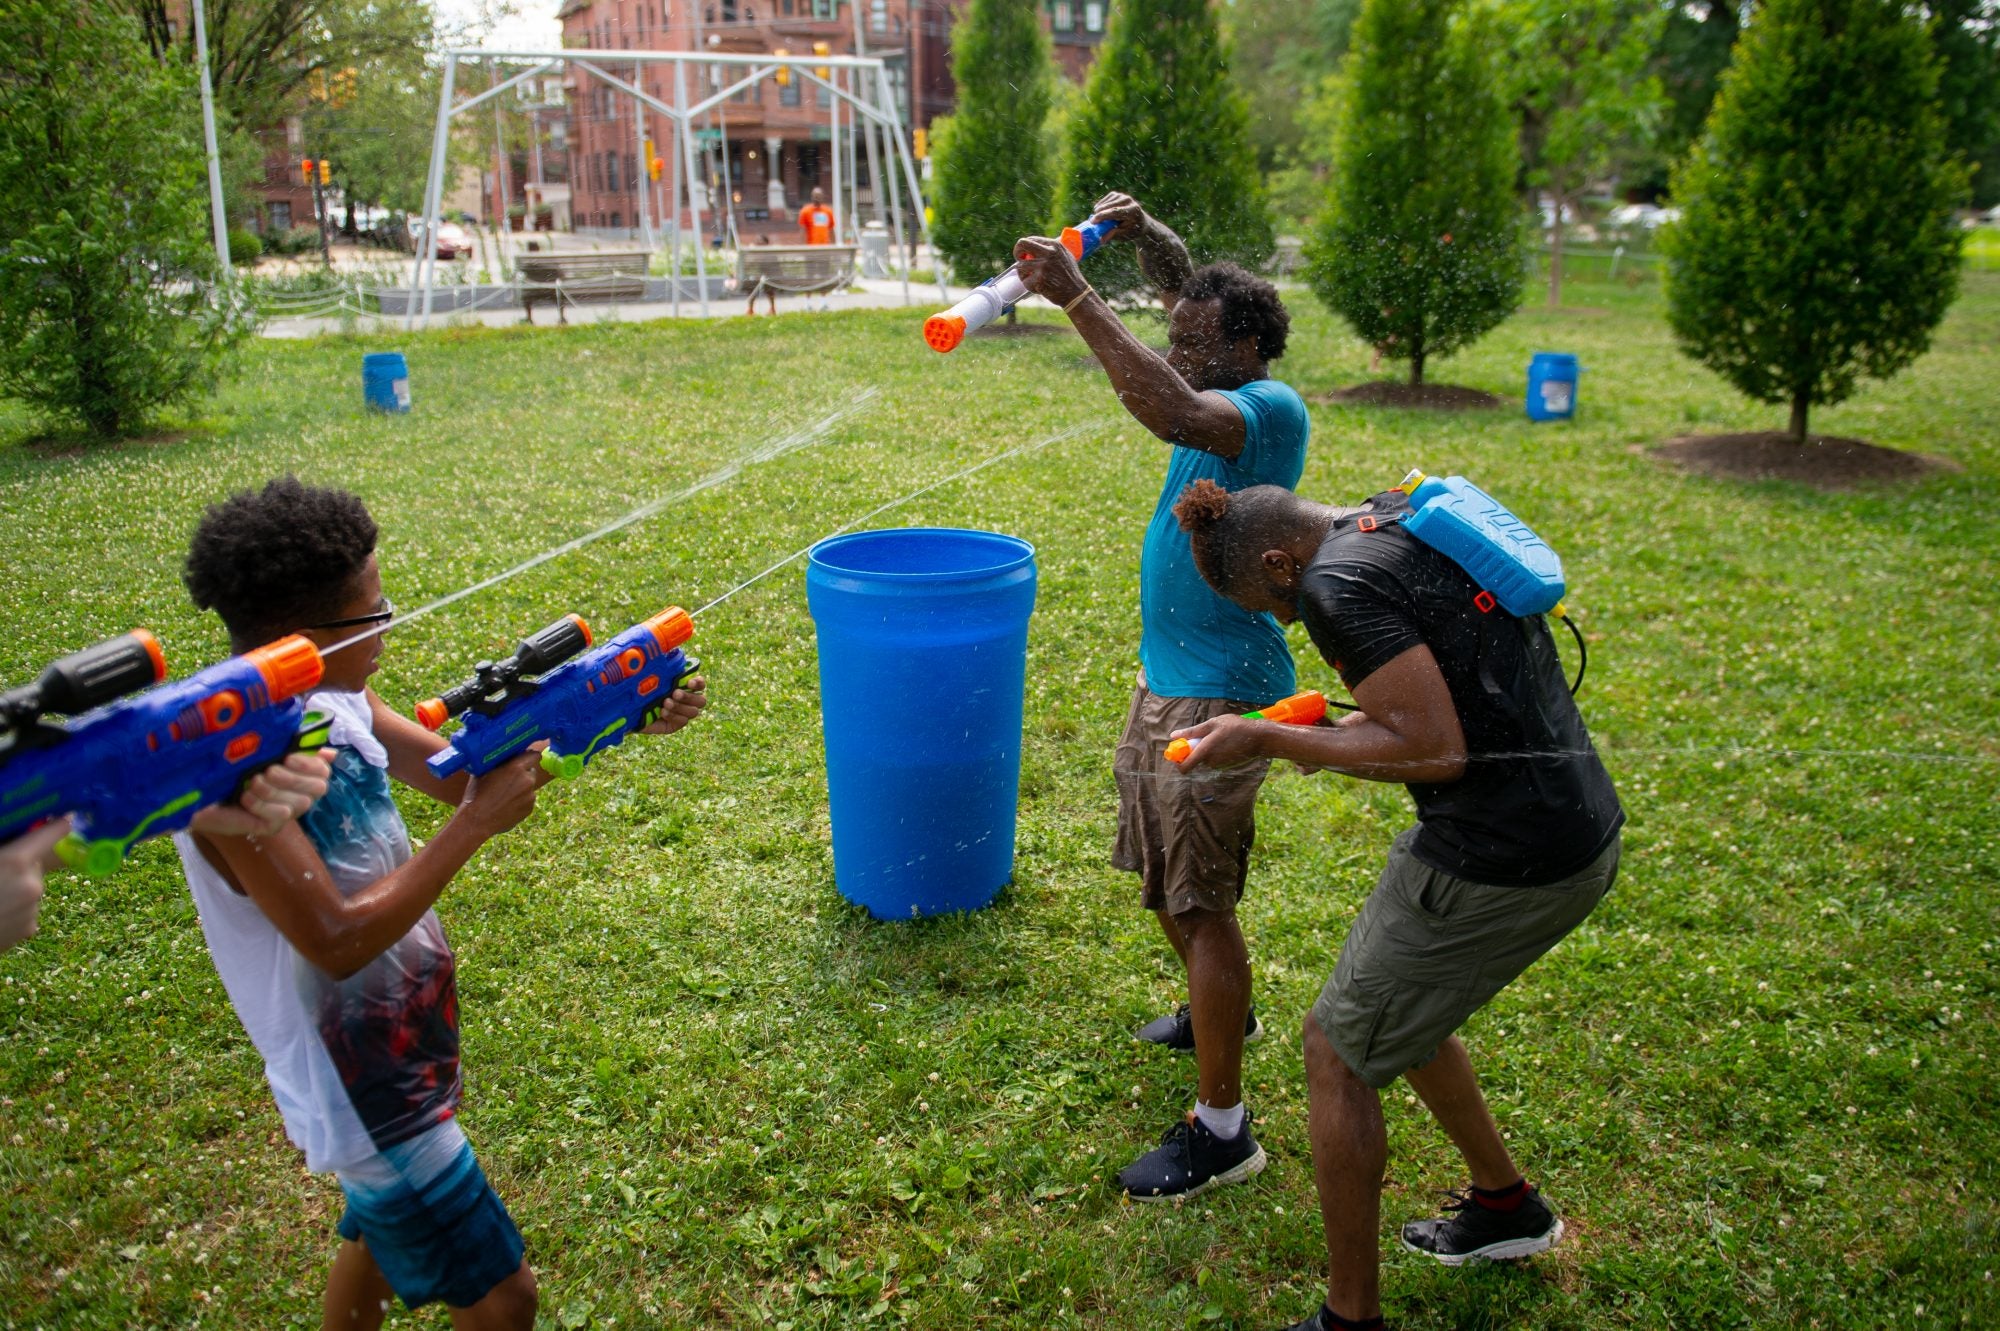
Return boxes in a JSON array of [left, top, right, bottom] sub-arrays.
[[1606, 203, 1680, 230]]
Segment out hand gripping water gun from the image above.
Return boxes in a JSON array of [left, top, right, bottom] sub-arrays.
[[0, 632, 331, 875], [1164, 691, 1328, 765], [923, 217, 1122, 353], [416, 607, 699, 781]]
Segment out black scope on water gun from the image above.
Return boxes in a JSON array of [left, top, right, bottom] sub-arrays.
[[414, 614, 593, 731], [0, 631, 168, 757]]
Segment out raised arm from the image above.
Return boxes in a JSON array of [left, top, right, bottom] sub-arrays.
[[1089, 192, 1193, 309], [1012, 234, 1246, 460]]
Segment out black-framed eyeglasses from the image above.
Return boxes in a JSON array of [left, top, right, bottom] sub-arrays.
[[310, 598, 395, 631]]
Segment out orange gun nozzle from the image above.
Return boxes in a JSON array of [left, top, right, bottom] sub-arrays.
[[415, 698, 448, 732], [1059, 227, 1086, 259], [645, 606, 694, 653], [567, 613, 593, 649], [133, 629, 168, 685], [1164, 737, 1196, 765], [924, 314, 967, 353], [248, 635, 325, 702]]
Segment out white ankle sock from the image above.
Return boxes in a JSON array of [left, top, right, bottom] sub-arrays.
[[1194, 1100, 1245, 1139]]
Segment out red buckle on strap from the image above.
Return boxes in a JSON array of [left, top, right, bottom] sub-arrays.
[[1473, 590, 1498, 614], [1358, 514, 1380, 532]]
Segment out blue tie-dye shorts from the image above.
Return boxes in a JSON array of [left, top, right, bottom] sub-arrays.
[[335, 1121, 525, 1309]]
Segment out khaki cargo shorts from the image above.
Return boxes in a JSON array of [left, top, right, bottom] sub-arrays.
[[1312, 828, 1621, 1088], [1111, 681, 1271, 918]]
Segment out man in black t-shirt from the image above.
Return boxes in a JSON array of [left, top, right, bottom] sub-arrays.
[[1168, 479, 1623, 1331]]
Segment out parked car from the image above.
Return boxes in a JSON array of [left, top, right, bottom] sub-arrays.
[[1606, 203, 1680, 230], [402, 218, 471, 259]]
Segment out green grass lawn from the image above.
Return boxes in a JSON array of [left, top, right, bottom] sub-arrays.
[[1, 273, 1996, 1330]]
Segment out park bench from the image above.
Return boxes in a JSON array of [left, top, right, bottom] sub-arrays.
[[738, 244, 859, 315], [517, 250, 651, 325]]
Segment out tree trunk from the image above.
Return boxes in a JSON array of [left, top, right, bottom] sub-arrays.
[[1548, 194, 1564, 309], [1410, 346, 1426, 386], [1789, 391, 1810, 442]]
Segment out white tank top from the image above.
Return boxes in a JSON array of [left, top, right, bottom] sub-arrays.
[[174, 688, 459, 1173]]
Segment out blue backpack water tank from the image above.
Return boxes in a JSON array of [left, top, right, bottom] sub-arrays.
[[1401, 472, 1566, 617]]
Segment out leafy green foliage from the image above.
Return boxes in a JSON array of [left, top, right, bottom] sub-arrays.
[[1057, 0, 1274, 297], [226, 228, 264, 266], [1491, 0, 1665, 307], [1662, 0, 1968, 441], [0, 2, 251, 439], [1930, 0, 2000, 208], [1628, 0, 1741, 198], [1221, 0, 1360, 177], [928, 0, 1057, 287], [2, 271, 1997, 1329], [1305, 0, 1525, 384], [308, 58, 446, 216]]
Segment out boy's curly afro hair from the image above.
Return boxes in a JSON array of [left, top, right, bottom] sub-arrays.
[[184, 476, 378, 644], [1181, 263, 1290, 363]]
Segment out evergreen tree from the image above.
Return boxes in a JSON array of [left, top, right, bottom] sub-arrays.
[[1058, 0, 1273, 299], [929, 0, 1056, 300], [1305, 0, 1524, 385], [1662, 0, 1967, 442], [0, 1, 250, 438]]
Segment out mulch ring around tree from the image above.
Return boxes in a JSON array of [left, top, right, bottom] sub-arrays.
[[1652, 433, 1960, 490], [1317, 381, 1508, 411]]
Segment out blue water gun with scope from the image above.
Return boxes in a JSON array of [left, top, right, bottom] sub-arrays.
[[0, 631, 332, 875], [415, 606, 699, 780]]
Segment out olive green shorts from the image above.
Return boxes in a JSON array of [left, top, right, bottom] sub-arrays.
[[1312, 828, 1620, 1089]]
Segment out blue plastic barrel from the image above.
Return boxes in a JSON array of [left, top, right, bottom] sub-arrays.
[[1525, 352, 1579, 421], [806, 528, 1038, 920], [362, 352, 410, 413]]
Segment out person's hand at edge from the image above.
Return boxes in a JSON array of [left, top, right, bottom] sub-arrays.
[[1089, 191, 1149, 241], [1168, 715, 1269, 772], [0, 817, 70, 952]]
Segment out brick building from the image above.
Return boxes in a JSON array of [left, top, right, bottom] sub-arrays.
[[554, 0, 1105, 240]]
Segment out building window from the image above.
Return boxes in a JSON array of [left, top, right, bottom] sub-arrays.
[[871, 0, 887, 32], [625, 154, 637, 188], [611, 211, 622, 228], [1085, 0, 1103, 31], [782, 0, 793, 11], [781, 76, 801, 106], [268, 201, 292, 231], [608, 152, 621, 191], [721, 0, 737, 19], [812, 0, 835, 17], [1051, 0, 1073, 31]]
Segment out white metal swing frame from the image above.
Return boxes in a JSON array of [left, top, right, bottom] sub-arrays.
[[412, 47, 947, 329]]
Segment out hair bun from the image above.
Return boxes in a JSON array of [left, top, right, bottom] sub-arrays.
[[1172, 477, 1232, 532]]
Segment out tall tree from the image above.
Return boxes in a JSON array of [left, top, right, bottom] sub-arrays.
[[1632, 1, 1743, 198], [1058, 0, 1274, 298], [1663, 0, 1967, 442], [0, 2, 250, 437], [929, 0, 1057, 304], [1930, 0, 2000, 207], [307, 59, 453, 218], [1222, 0, 1361, 176], [1493, 0, 1665, 307], [116, 0, 438, 127], [1305, 0, 1525, 385]]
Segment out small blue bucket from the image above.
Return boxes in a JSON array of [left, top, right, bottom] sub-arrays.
[[362, 352, 410, 413], [1526, 352, 1579, 421]]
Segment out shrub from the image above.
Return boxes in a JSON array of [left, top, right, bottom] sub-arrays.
[[1304, 0, 1525, 384], [1057, 0, 1273, 299], [227, 227, 264, 265], [0, 2, 251, 438], [1662, 0, 1968, 441]]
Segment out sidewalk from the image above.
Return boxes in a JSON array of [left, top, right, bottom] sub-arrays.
[[257, 274, 1017, 339]]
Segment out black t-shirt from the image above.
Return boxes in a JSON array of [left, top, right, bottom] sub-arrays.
[[1297, 495, 1624, 886]]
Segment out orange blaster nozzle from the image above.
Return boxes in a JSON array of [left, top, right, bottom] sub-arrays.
[[415, 697, 449, 732], [1163, 690, 1328, 764], [644, 606, 694, 653], [924, 313, 967, 353], [247, 635, 326, 702]]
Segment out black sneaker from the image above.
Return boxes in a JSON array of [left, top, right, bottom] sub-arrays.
[[1134, 1002, 1265, 1053], [1117, 1112, 1266, 1201], [1400, 1186, 1564, 1265]]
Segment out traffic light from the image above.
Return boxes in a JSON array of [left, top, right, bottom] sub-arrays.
[[299, 158, 315, 183], [913, 128, 929, 160], [774, 48, 790, 86], [813, 41, 830, 81], [318, 159, 331, 186]]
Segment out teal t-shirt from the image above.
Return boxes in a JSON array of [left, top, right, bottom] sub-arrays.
[[1138, 378, 1310, 701]]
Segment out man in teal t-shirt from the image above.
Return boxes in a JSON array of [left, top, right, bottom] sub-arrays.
[[1015, 192, 1311, 1201]]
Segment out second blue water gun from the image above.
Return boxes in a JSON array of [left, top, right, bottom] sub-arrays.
[[0, 632, 331, 875], [415, 607, 699, 780], [923, 217, 1122, 352]]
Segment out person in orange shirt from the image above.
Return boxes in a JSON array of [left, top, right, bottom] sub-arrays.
[[798, 188, 835, 245]]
